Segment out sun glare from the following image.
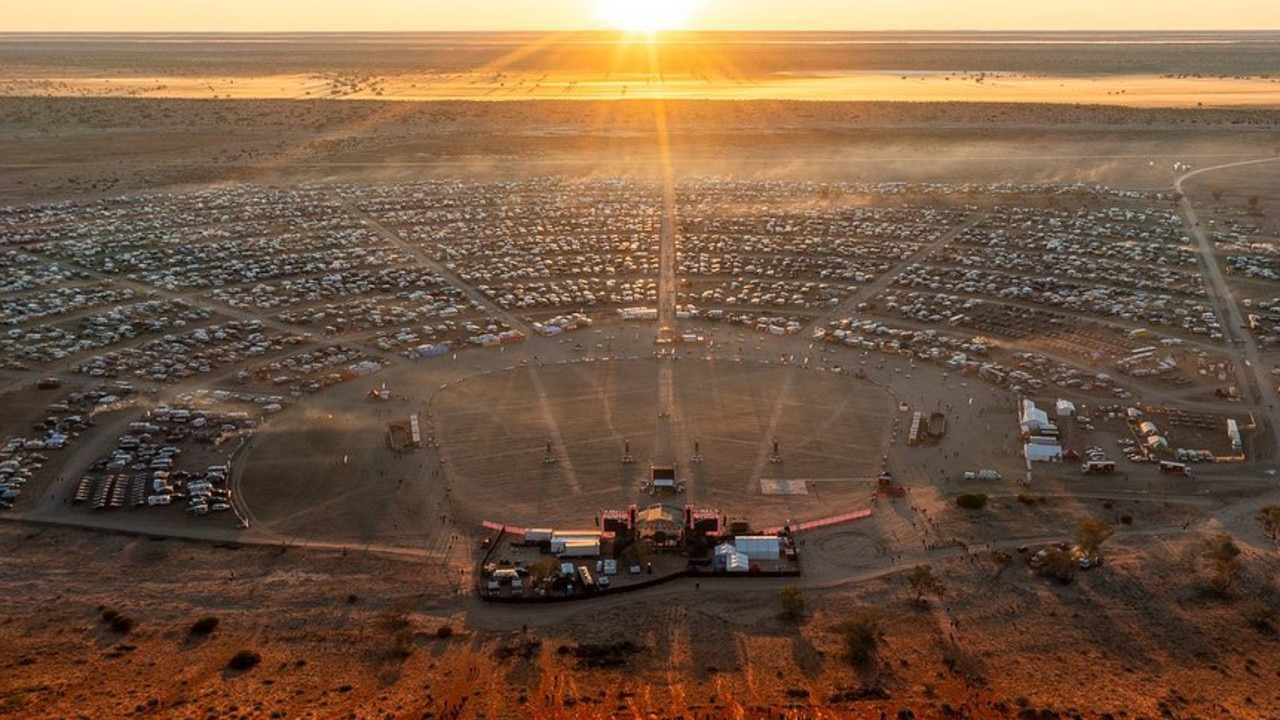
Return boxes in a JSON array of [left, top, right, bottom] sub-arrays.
[[595, 0, 700, 33]]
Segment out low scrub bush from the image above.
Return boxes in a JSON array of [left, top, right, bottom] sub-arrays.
[[227, 649, 262, 670], [190, 616, 220, 636]]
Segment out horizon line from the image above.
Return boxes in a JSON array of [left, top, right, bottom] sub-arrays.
[[4, 28, 1280, 35]]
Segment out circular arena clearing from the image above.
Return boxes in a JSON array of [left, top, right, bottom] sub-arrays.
[[432, 357, 897, 529]]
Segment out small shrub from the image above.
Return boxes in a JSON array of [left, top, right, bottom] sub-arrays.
[[1243, 601, 1275, 634], [437, 625, 454, 640], [1119, 514, 1133, 525], [836, 608, 881, 667], [390, 629, 414, 659], [346, 594, 358, 605], [956, 493, 988, 510], [109, 614, 137, 634], [780, 586, 805, 620], [1035, 548, 1078, 584], [1256, 506, 1280, 539], [907, 565, 945, 603], [227, 650, 262, 671], [189, 616, 219, 636], [1075, 517, 1114, 555], [1205, 533, 1242, 597], [379, 598, 415, 634]]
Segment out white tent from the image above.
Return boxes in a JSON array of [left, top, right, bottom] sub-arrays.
[[733, 536, 781, 560], [724, 553, 750, 573], [715, 543, 751, 572], [1024, 443, 1063, 463], [1020, 399, 1050, 433]]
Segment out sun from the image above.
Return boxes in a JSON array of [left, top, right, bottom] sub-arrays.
[[595, 0, 700, 33]]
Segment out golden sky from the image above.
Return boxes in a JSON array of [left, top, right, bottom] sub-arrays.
[[4, 0, 1279, 32]]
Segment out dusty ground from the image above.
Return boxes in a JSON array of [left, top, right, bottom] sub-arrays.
[[5, 490, 1280, 719], [2, 96, 1279, 206], [7, 324, 1280, 719], [4, 33, 1280, 720]]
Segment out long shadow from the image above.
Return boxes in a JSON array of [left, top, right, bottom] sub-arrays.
[[1072, 545, 1230, 678], [789, 631, 826, 679], [684, 607, 746, 680]]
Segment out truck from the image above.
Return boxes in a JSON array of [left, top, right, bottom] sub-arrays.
[[487, 567, 523, 596], [523, 528, 554, 545], [1081, 460, 1116, 474], [964, 469, 1001, 481], [648, 464, 683, 494], [1159, 460, 1191, 476], [551, 534, 601, 558]]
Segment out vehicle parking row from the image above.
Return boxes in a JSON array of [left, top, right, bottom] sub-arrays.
[[72, 319, 309, 382], [3, 299, 213, 365]]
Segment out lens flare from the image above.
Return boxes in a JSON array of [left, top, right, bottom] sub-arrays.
[[595, 0, 700, 32]]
